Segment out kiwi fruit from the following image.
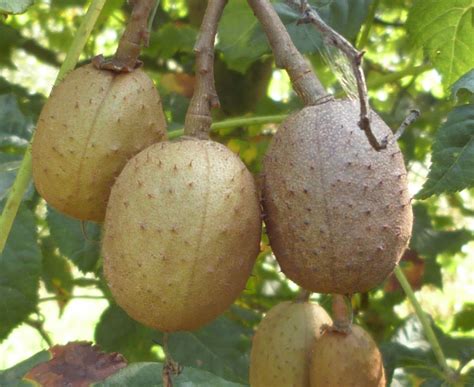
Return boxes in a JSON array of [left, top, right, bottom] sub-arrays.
[[102, 138, 261, 332], [249, 300, 332, 387], [32, 63, 167, 222], [310, 325, 386, 387], [263, 99, 413, 294]]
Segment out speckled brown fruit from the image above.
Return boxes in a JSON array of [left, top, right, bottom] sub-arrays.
[[102, 139, 261, 332], [249, 301, 332, 387], [263, 99, 413, 294], [310, 325, 386, 387], [32, 63, 167, 222]]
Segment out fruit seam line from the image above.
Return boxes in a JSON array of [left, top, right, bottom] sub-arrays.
[[0, 0, 108, 253]]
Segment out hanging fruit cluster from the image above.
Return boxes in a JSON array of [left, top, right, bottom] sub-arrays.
[[31, 0, 413, 385]]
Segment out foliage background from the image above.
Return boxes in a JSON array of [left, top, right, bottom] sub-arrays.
[[0, 0, 473, 385]]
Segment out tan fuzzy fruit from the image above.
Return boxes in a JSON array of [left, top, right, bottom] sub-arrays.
[[263, 99, 413, 294], [32, 63, 167, 222], [310, 325, 386, 387], [102, 139, 261, 332], [250, 301, 332, 387]]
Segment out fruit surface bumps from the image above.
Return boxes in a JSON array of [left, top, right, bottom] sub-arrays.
[[32, 63, 167, 222], [310, 325, 386, 387], [102, 139, 261, 332], [249, 301, 332, 387], [263, 99, 413, 294]]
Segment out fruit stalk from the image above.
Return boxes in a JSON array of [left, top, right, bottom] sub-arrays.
[[247, 0, 329, 106], [93, 0, 156, 71], [394, 266, 455, 382], [0, 0, 108, 254], [331, 294, 353, 333], [183, 0, 228, 139]]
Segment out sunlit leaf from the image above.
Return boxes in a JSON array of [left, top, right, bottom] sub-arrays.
[[0, 0, 33, 15], [407, 0, 474, 87]]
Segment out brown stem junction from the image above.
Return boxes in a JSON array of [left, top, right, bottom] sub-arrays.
[[287, 0, 386, 151], [161, 333, 182, 387], [183, 0, 228, 139], [247, 0, 331, 106], [322, 294, 353, 335], [93, 0, 156, 72]]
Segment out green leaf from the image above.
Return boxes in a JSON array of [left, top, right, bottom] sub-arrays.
[[217, 0, 371, 73], [407, 0, 474, 87], [46, 206, 101, 273], [95, 304, 158, 362], [417, 104, 474, 198], [0, 0, 34, 15], [168, 317, 252, 384], [146, 23, 198, 60], [0, 153, 22, 201], [0, 94, 34, 148], [453, 303, 474, 332], [0, 350, 50, 385], [97, 362, 246, 387], [451, 69, 474, 103], [0, 204, 42, 341], [40, 236, 74, 312], [410, 204, 473, 287]]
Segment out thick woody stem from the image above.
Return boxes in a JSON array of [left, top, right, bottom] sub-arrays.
[[247, 0, 330, 106], [287, 0, 386, 151], [184, 0, 227, 139], [93, 0, 156, 72]]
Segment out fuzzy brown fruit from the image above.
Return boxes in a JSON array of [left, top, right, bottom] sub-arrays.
[[249, 301, 332, 387], [263, 99, 413, 294], [310, 325, 386, 387], [102, 139, 261, 332], [32, 63, 167, 222]]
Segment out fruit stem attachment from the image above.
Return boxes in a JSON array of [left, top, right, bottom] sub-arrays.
[[328, 294, 353, 334], [296, 289, 311, 302], [183, 0, 227, 139], [394, 266, 456, 383], [161, 333, 182, 387], [93, 0, 156, 72], [247, 0, 330, 106], [286, 0, 386, 151], [0, 0, 108, 255]]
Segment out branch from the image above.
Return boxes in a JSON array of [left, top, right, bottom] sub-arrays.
[[183, 0, 227, 139], [247, 0, 330, 106], [287, 0, 386, 151], [0, 0, 108, 255], [93, 0, 156, 72]]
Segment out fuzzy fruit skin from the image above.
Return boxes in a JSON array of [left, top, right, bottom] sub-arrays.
[[310, 325, 386, 387], [102, 139, 261, 332], [32, 63, 167, 222], [263, 99, 413, 294], [249, 301, 332, 387]]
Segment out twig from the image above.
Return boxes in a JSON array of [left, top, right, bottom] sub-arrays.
[[183, 0, 227, 139], [287, 0, 386, 151], [161, 333, 182, 387], [25, 317, 53, 347], [394, 266, 456, 383], [38, 295, 106, 303], [93, 0, 156, 72], [0, 0, 108, 255], [329, 294, 353, 334], [247, 0, 330, 106], [168, 113, 287, 139], [391, 109, 420, 143]]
